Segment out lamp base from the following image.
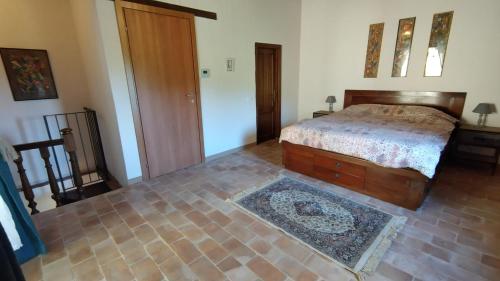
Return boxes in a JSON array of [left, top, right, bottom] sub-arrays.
[[477, 114, 487, 127], [329, 103, 333, 112]]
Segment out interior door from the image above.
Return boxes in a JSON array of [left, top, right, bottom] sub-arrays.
[[256, 43, 281, 144], [123, 7, 203, 178]]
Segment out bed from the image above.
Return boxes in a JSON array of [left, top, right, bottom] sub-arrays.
[[281, 90, 466, 210]]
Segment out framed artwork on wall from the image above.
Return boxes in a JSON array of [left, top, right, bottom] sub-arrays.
[[364, 23, 385, 78], [392, 17, 416, 77], [424, 11, 454, 77], [0, 48, 58, 101]]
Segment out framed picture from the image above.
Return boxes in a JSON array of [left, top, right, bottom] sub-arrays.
[[424, 11, 454, 77], [364, 23, 385, 78], [392, 17, 416, 77], [0, 48, 58, 101]]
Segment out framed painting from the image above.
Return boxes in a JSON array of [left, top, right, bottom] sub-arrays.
[[392, 17, 416, 77], [364, 23, 384, 78], [0, 48, 58, 101], [424, 11, 454, 77]]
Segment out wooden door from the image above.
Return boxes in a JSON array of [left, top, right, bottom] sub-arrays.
[[256, 43, 281, 144], [117, 2, 204, 179]]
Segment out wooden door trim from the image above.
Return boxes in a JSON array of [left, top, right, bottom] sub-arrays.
[[120, 1, 194, 18], [255, 43, 282, 144], [115, 0, 205, 180], [188, 8, 206, 162], [115, 0, 149, 179], [109, 0, 217, 20]]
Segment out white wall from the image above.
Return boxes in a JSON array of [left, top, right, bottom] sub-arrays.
[[185, 0, 302, 155], [91, 0, 302, 180], [96, 1, 143, 183], [69, 0, 141, 186], [299, 0, 500, 126], [0, 0, 90, 183]]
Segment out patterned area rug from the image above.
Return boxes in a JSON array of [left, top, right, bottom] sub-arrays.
[[231, 177, 406, 279]]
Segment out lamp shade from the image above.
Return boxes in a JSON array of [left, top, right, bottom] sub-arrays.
[[325, 96, 336, 103], [472, 103, 493, 114]]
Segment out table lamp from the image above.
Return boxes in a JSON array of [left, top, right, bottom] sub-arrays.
[[325, 96, 336, 112], [473, 103, 494, 127]]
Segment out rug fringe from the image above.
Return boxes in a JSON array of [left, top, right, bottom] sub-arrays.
[[357, 216, 407, 280], [225, 175, 286, 203]]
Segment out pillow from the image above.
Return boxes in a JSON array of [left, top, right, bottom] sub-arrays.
[[344, 104, 457, 123], [392, 105, 458, 123]]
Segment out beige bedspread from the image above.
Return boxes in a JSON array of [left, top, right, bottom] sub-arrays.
[[280, 104, 457, 178]]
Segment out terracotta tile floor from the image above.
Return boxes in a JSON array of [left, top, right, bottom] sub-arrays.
[[21, 141, 500, 281]]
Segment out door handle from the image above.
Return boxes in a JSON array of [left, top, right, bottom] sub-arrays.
[[186, 93, 195, 103]]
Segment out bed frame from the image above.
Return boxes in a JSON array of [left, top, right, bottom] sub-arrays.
[[282, 90, 466, 210]]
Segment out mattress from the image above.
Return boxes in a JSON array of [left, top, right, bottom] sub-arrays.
[[280, 104, 457, 178]]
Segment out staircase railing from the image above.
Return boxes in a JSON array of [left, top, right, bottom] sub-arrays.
[[13, 128, 83, 214], [43, 108, 109, 193]]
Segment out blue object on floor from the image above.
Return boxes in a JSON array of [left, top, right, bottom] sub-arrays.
[[0, 158, 46, 264]]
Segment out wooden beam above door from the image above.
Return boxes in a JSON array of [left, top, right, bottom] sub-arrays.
[[108, 0, 217, 20]]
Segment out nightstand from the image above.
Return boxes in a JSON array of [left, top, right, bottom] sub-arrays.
[[313, 110, 334, 118], [453, 124, 500, 174]]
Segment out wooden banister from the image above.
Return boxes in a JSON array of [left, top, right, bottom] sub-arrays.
[[13, 154, 39, 215], [61, 128, 84, 199], [13, 139, 64, 152], [13, 138, 65, 214], [39, 147, 61, 207], [12, 128, 84, 213]]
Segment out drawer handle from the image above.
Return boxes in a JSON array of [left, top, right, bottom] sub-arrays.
[[336, 162, 342, 168], [335, 173, 341, 179]]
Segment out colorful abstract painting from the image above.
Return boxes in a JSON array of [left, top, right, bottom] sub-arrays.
[[392, 17, 416, 77], [364, 23, 384, 78], [425, 11, 454, 77], [0, 48, 58, 101]]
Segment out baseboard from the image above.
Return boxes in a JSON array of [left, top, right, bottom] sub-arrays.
[[127, 176, 143, 185], [121, 143, 256, 185], [205, 142, 257, 162], [104, 174, 123, 190]]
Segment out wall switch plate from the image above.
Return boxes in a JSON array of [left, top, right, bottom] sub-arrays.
[[201, 68, 210, 78], [226, 58, 235, 72]]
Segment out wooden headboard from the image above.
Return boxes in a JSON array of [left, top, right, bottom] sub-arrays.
[[344, 90, 467, 119]]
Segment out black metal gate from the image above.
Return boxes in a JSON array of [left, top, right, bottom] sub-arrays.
[[43, 107, 109, 194]]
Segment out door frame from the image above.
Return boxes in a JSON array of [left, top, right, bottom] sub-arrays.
[[115, 0, 205, 180], [255, 42, 282, 144]]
